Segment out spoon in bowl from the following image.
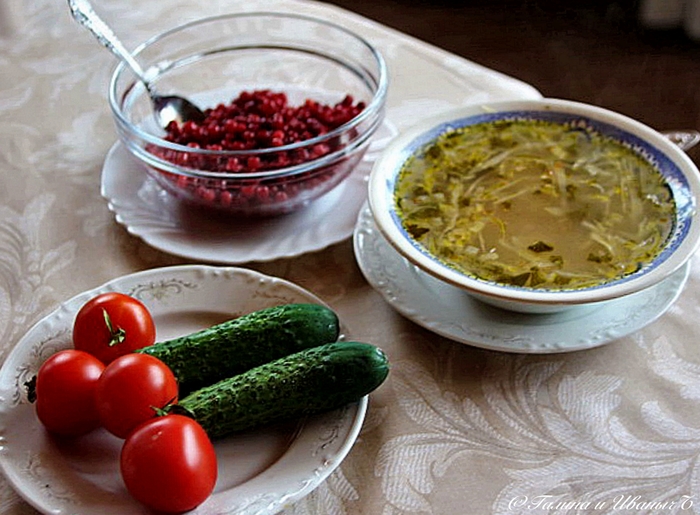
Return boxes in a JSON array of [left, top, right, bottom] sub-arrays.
[[67, 0, 206, 128], [662, 130, 700, 151]]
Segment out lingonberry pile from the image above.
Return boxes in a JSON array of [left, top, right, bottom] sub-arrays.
[[147, 89, 367, 214]]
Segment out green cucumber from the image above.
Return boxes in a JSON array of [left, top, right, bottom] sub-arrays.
[[168, 341, 389, 438], [137, 303, 339, 395]]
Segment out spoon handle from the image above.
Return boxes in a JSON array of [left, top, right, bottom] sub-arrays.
[[662, 130, 700, 151], [67, 0, 151, 89]]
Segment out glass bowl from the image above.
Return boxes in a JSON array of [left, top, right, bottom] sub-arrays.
[[109, 12, 387, 217], [368, 98, 700, 313]]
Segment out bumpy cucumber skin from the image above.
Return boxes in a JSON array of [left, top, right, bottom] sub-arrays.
[[171, 341, 389, 439], [137, 303, 339, 395]]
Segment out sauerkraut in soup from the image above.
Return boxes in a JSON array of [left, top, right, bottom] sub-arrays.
[[394, 119, 676, 290]]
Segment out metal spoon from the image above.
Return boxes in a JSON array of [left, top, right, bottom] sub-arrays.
[[662, 130, 700, 151], [67, 0, 205, 128]]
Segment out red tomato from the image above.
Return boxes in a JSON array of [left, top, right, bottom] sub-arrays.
[[121, 415, 217, 513], [73, 292, 156, 364], [34, 349, 105, 437], [96, 353, 178, 439]]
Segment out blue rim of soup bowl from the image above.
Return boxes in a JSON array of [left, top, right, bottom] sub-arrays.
[[368, 98, 700, 310]]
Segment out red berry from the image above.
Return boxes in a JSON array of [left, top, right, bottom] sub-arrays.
[[148, 89, 366, 211]]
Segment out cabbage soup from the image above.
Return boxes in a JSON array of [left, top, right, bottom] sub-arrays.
[[394, 119, 676, 290]]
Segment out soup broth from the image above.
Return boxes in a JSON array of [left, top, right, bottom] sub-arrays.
[[394, 119, 676, 290]]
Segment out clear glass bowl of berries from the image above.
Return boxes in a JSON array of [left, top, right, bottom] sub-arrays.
[[108, 12, 388, 217]]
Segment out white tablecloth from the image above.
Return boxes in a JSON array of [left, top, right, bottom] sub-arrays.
[[4, 1, 700, 514]]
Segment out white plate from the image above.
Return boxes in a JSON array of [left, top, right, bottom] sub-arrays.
[[0, 265, 365, 515], [353, 204, 690, 354], [101, 120, 398, 264]]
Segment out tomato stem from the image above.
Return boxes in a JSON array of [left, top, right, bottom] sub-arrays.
[[103, 309, 126, 347], [153, 397, 178, 417]]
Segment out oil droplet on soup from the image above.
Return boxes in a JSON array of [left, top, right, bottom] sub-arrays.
[[394, 119, 675, 290]]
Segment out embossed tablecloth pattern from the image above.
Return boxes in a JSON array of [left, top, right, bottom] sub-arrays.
[[3, 0, 700, 514]]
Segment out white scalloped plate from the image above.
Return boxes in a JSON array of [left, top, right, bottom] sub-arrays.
[[0, 265, 365, 515], [101, 120, 397, 264], [354, 204, 689, 353]]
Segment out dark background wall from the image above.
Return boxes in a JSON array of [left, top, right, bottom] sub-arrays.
[[326, 0, 700, 161]]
